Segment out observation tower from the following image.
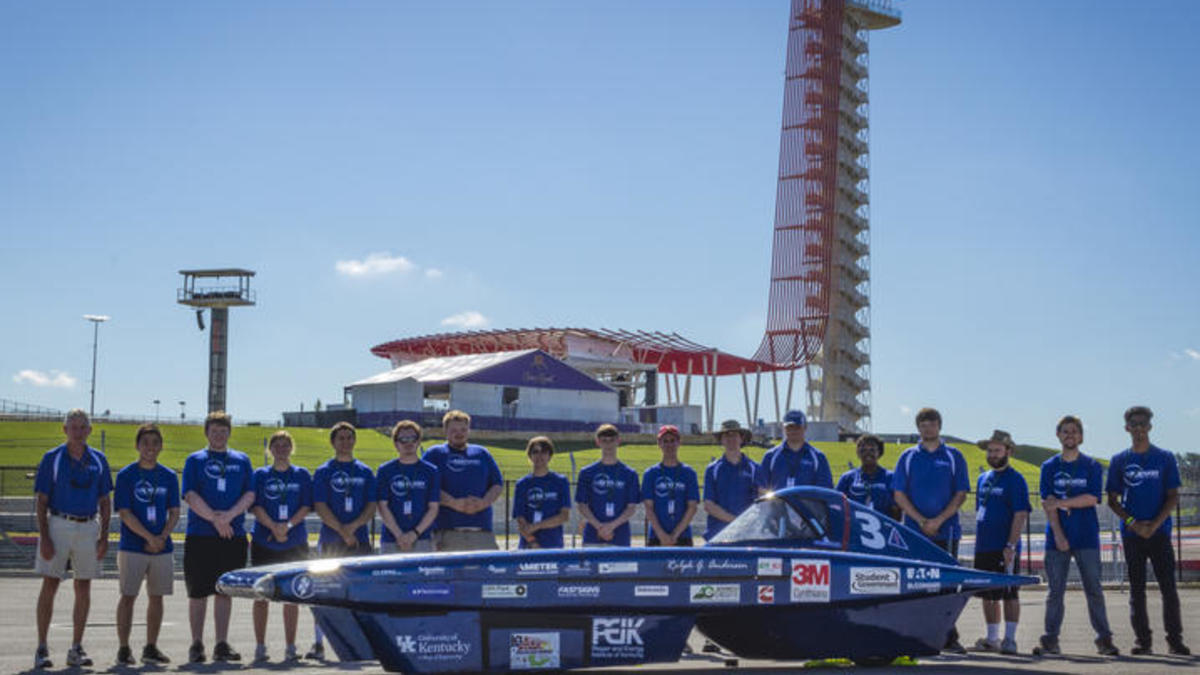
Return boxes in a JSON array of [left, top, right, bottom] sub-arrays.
[[752, 0, 900, 433], [177, 269, 256, 414]]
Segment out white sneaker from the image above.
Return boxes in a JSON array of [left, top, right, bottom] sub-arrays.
[[67, 644, 93, 667]]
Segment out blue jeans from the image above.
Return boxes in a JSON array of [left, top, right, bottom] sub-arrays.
[[1043, 547, 1112, 640], [1122, 532, 1183, 646]]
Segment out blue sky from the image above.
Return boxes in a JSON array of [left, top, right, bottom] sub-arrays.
[[2, 1, 1197, 458]]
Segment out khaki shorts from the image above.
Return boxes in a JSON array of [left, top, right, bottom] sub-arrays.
[[379, 539, 435, 554], [436, 530, 499, 552], [34, 516, 101, 580], [118, 550, 174, 597]]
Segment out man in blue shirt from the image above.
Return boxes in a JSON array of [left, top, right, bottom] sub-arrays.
[[33, 409, 113, 669], [836, 434, 898, 520], [1105, 406, 1189, 656], [422, 410, 503, 552], [891, 407, 968, 653], [309, 421, 377, 660], [969, 430, 1030, 655], [249, 430, 313, 663], [1035, 415, 1119, 657], [642, 425, 700, 546], [376, 420, 440, 553], [576, 424, 640, 546], [181, 411, 255, 663], [512, 436, 571, 549], [761, 410, 832, 490], [114, 424, 179, 666], [703, 420, 766, 541]]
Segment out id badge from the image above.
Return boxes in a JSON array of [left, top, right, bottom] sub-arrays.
[[146, 506, 157, 523], [976, 506, 986, 522], [217, 478, 226, 492], [605, 502, 615, 518], [532, 510, 543, 524], [403, 501, 412, 516], [344, 497, 354, 513], [278, 504, 289, 520], [667, 500, 676, 516]]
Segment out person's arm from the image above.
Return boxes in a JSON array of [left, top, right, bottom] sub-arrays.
[[36, 491, 54, 561], [671, 500, 698, 539], [347, 501, 377, 534], [440, 490, 466, 514], [930, 491, 967, 527], [643, 499, 670, 543], [477, 483, 503, 510], [119, 508, 160, 552], [893, 491, 924, 524], [1003, 510, 1029, 569], [95, 494, 111, 559], [611, 503, 639, 530], [576, 503, 604, 532], [162, 507, 181, 550], [377, 500, 406, 542], [703, 499, 737, 523], [535, 506, 571, 531], [818, 455, 833, 489], [218, 490, 256, 521]]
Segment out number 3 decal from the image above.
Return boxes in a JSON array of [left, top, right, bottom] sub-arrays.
[[855, 510, 885, 550]]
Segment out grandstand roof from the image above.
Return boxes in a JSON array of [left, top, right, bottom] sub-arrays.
[[349, 348, 614, 392], [369, 327, 786, 377]]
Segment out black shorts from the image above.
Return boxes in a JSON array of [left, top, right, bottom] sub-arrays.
[[250, 541, 310, 567], [974, 549, 1019, 601], [183, 535, 248, 599], [646, 535, 694, 547]]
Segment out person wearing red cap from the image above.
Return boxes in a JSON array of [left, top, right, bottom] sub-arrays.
[[641, 426, 699, 547]]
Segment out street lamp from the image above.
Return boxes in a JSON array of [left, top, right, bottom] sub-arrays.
[[179, 400, 186, 421], [153, 399, 161, 422], [83, 314, 110, 418]]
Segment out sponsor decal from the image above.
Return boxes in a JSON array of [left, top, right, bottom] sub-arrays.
[[666, 559, 703, 574], [291, 574, 314, 599], [482, 584, 528, 599], [757, 557, 784, 576], [906, 567, 941, 581], [886, 526, 909, 551], [396, 632, 472, 663], [907, 581, 940, 593], [563, 561, 594, 575], [757, 584, 775, 604], [487, 564, 509, 574], [517, 561, 559, 576], [849, 567, 901, 595], [634, 584, 670, 598], [557, 585, 601, 599], [666, 558, 748, 575], [689, 583, 741, 604], [418, 566, 448, 577], [592, 617, 645, 660], [599, 561, 638, 575], [707, 559, 751, 572], [407, 584, 453, 598], [790, 559, 831, 602], [510, 632, 560, 669]]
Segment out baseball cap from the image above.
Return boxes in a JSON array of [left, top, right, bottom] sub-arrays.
[[783, 410, 807, 427], [657, 425, 681, 440]]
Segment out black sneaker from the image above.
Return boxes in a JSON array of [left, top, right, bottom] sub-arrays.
[[116, 645, 135, 666], [1131, 642, 1153, 655], [212, 641, 242, 662], [943, 639, 967, 655], [142, 643, 171, 664], [188, 641, 206, 664], [1096, 636, 1120, 657], [1032, 635, 1060, 656], [1168, 640, 1191, 656], [305, 642, 325, 660], [34, 645, 52, 669]]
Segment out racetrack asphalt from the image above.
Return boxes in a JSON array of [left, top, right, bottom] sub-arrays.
[[0, 575, 1196, 674]]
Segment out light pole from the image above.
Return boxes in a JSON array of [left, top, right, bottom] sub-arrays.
[[179, 400, 186, 421], [83, 315, 110, 418], [153, 399, 161, 423]]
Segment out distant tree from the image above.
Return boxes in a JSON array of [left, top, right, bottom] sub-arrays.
[[1178, 452, 1200, 487], [314, 399, 323, 412]]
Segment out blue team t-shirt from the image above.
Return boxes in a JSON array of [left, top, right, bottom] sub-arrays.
[[761, 442, 833, 491], [113, 462, 179, 554], [511, 472, 571, 549], [35, 445, 114, 518], [836, 466, 895, 517], [312, 457, 377, 546], [641, 462, 700, 539], [703, 453, 766, 540], [575, 460, 640, 546], [421, 443, 503, 531], [1040, 453, 1103, 551], [251, 465, 313, 550], [375, 458, 441, 542], [1106, 445, 1182, 539], [891, 443, 970, 541], [181, 448, 253, 537], [974, 467, 1031, 553]]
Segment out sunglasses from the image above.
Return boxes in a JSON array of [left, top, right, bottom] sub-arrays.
[[1127, 421, 1150, 429], [528, 446, 552, 455], [396, 435, 420, 444]]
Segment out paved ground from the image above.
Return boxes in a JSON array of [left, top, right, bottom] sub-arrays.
[[0, 575, 1196, 674]]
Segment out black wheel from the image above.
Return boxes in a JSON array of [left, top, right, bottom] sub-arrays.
[[851, 655, 895, 667]]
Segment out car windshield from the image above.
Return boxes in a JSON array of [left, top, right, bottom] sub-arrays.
[[708, 497, 828, 545]]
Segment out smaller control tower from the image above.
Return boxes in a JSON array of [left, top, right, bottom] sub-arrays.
[[177, 269, 256, 414]]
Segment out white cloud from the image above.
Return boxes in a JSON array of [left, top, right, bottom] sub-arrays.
[[899, 405, 912, 415], [425, 268, 444, 280], [334, 252, 415, 277], [441, 311, 489, 329], [1185, 348, 1200, 361], [13, 369, 77, 389]]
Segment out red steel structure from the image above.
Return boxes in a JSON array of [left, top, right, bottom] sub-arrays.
[[369, 1, 900, 433]]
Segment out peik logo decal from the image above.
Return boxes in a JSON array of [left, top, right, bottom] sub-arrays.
[[592, 617, 645, 659]]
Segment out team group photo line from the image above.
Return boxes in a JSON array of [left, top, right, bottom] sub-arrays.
[[31, 404, 1189, 668]]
